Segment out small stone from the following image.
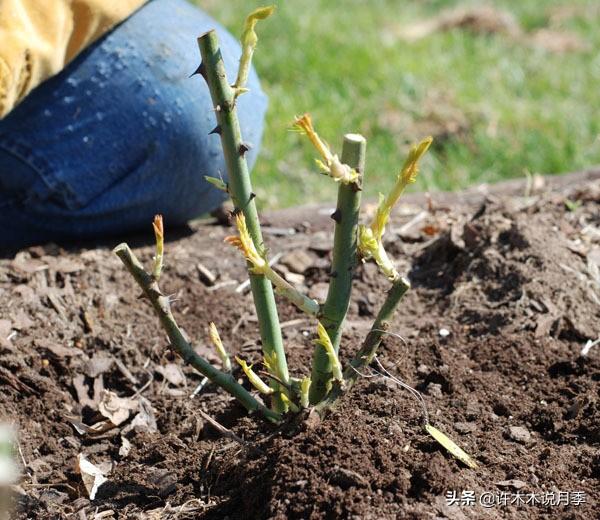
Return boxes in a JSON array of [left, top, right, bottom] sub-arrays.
[[387, 421, 403, 436], [465, 400, 479, 420], [210, 200, 234, 225], [426, 383, 443, 398], [330, 466, 369, 489], [196, 263, 217, 286], [303, 409, 321, 430], [308, 231, 333, 254], [38, 489, 69, 506], [308, 282, 329, 301], [508, 426, 532, 444], [454, 422, 475, 434], [83, 354, 114, 378], [496, 479, 527, 489], [148, 468, 177, 498], [357, 296, 374, 317], [417, 364, 430, 376], [281, 250, 314, 274], [283, 271, 305, 286]]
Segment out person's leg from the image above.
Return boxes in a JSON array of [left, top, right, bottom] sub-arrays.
[[0, 0, 267, 249]]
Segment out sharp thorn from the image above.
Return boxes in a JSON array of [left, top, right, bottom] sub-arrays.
[[330, 209, 342, 223], [329, 270, 338, 278], [190, 62, 206, 78], [238, 142, 251, 156], [209, 125, 222, 136], [249, 192, 256, 201]]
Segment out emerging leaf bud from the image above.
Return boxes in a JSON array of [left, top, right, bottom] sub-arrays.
[[293, 114, 359, 184], [152, 215, 164, 280], [224, 213, 266, 271], [314, 322, 343, 382], [236, 356, 274, 395], [209, 322, 232, 372], [232, 5, 276, 99]]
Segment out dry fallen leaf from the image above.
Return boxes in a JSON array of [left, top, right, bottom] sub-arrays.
[[72, 374, 104, 409], [396, 6, 520, 42], [119, 436, 132, 458], [123, 396, 157, 434], [0, 319, 12, 347], [529, 29, 588, 54], [67, 416, 114, 437], [44, 256, 85, 274], [76, 454, 110, 500], [98, 391, 138, 426], [155, 363, 185, 387], [425, 424, 478, 469], [38, 339, 83, 358], [84, 355, 114, 379], [9, 309, 34, 331]]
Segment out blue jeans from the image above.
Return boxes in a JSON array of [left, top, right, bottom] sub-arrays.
[[0, 0, 267, 250]]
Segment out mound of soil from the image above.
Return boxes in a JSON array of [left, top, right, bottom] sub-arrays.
[[1, 170, 599, 519]]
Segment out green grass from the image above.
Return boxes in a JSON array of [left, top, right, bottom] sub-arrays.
[[195, 0, 600, 208]]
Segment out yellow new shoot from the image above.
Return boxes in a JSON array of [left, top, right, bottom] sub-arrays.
[[299, 377, 311, 408], [358, 137, 432, 281], [232, 5, 276, 98], [235, 356, 273, 395], [263, 351, 278, 376], [357, 222, 398, 281], [425, 424, 478, 469], [280, 392, 300, 413], [209, 322, 231, 372], [372, 137, 432, 240], [224, 213, 266, 271], [314, 322, 343, 382], [204, 176, 228, 192], [152, 214, 164, 280], [293, 114, 359, 184], [225, 213, 320, 316]]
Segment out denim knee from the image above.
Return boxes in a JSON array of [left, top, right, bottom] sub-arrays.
[[0, 0, 267, 247]]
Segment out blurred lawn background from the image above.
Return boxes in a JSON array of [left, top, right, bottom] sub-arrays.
[[195, 0, 600, 208]]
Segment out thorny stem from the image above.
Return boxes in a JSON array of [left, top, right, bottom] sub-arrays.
[[197, 30, 290, 412], [316, 275, 411, 413], [309, 134, 365, 403], [113, 243, 280, 423]]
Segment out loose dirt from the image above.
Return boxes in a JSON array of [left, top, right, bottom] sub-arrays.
[[1, 170, 598, 519]]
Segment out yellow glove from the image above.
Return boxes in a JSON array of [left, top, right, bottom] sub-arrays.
[[0, 0, 145, 118]]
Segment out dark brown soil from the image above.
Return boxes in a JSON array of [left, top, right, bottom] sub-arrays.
[[1, 170, 599, 519]]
